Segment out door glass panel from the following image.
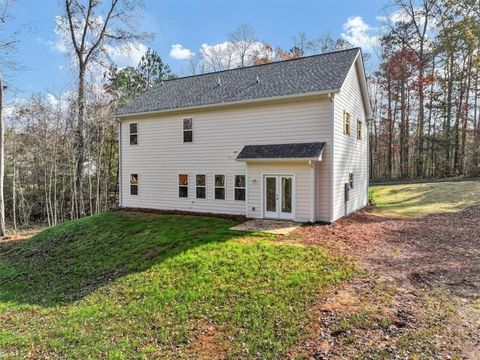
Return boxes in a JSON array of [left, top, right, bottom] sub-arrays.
[[281, 177, 292, 213], [266, 177, 277, 212]]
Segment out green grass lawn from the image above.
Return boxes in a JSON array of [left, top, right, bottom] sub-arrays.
[[369, 180, 480, 218], [0, 211, 354, 359]]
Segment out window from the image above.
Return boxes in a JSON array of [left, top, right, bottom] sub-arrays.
[[214, 175, 225, 200], [130, 123, 138, 145], [179, 174, 188, 198], [357, 119, 362, 140], [234, 175, 246, 201], [196, 174, 206, 199], [348, 172, 354, 189], [343, 111, 351, 136], [183, 118, 193, 143], [130, 174, 138, 195]]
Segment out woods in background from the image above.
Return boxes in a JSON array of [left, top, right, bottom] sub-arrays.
[[1, 0, 479, 229], [369, 0, 480, 179]]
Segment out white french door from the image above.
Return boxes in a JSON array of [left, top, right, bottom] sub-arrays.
[[264, 175, 294, 220]]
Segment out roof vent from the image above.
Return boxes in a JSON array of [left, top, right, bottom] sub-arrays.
[[160, 81, 164, 86], [256, 75, 260, 83], [217, 77, 221, 86]]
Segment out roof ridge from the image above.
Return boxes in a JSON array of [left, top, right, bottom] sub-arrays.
[[154, 47, 361, 86]]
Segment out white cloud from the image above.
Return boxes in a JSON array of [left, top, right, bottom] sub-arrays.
[[104, 42, 148, 67], [200, 41, 270, 71], [341, 16, 379, 50], [169, 44, 195, 60], [45, 16, 147, 68], [377, 8, 416, 25]]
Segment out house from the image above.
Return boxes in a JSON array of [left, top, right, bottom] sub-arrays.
[[115, 47, 372, 223]]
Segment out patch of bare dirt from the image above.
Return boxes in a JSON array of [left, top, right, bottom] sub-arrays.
[[294, 205, 480, 298], [284, 205, 480, 359], [180, 323, 231, 360]]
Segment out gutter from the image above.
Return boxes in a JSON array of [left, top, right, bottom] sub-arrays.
[[117, 118, 122, 207], [235, 156, 323, 162]]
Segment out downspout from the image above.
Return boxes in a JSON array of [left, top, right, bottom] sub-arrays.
[[117, 118, 122, 207], [309, 160, 315, 223], [329, 93, 335, 223], [366, 117, 371, 206]]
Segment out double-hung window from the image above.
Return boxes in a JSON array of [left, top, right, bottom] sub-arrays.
[[130, 123, 138, 145], [234, 175, 246, 201], [179, 174, 188, 198], [343, 111, 351, 136], [349, 172, 354, 189], [196, 174, 206, 199], [130, 174, 138, 195], [214, 175, 225, 200], [357, 120, 362, 140], [183, 118, 193, 143]]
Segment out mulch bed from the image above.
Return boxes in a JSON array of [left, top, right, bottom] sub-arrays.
[[289, 206, 480, 299], [284, 206, 480, 359]]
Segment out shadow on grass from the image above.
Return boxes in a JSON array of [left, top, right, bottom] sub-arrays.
[[0, 211, 245, 307]]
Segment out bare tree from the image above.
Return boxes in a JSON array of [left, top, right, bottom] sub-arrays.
[[228, 23, 258, 67], [0, 0, 19, 237], [62, 0, 150, 217]]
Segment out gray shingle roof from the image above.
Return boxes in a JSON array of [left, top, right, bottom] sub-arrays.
[[236, 142, 326, 160], [116, 48, 360, 116]]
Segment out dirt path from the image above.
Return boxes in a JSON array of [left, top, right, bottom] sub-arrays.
[[285, 206, 480, 359]]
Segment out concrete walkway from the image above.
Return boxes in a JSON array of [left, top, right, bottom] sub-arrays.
[[230, 219, 300, 235]]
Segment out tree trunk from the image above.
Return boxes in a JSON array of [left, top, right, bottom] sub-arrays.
[[75, 65, 86, 217], [416, 46, 425, 178], [387, 77, 393, 178], [0, 72, 6, 238], [444, 53, 454, 176]]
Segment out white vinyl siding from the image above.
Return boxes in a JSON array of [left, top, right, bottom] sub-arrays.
[[246, 161, 313, 222], [332, 59, 369, 221], [120, 98, 332, 220]]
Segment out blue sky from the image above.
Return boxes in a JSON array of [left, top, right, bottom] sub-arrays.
[[5, 0, 386, 100]]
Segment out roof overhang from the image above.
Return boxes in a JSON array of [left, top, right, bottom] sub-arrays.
[[236, 156, 322, 162], [235, 142, 325, 162], [113, 90, 339, 120], [352, 51, 373, 119]]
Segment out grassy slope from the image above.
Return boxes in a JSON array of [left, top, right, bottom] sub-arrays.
[[369, 180, 480, 217], [0, 212, 354, 359]]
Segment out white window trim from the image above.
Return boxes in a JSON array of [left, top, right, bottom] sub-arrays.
[[178, 173, 189, 198], [349, 172, 354, 189], [214, 174, 226, 200], [130, 173, 139, 196], [233, 174, 246, 202], [182, 117, 193, 144], [260, 173, 296, 220], [129, 122, 138, 146], [195, 174, 207, 200], [343, 110, 351, 136]]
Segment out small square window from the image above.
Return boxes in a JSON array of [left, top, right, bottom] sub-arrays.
[[196, 174, 206, 199], [215, 175, 225, 200], [130, 174, 138, 195], [234, 175, 246, 201], [183, 118, 193, 143], [179, 174, 188, 198], [130, 123, 138, 145]]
